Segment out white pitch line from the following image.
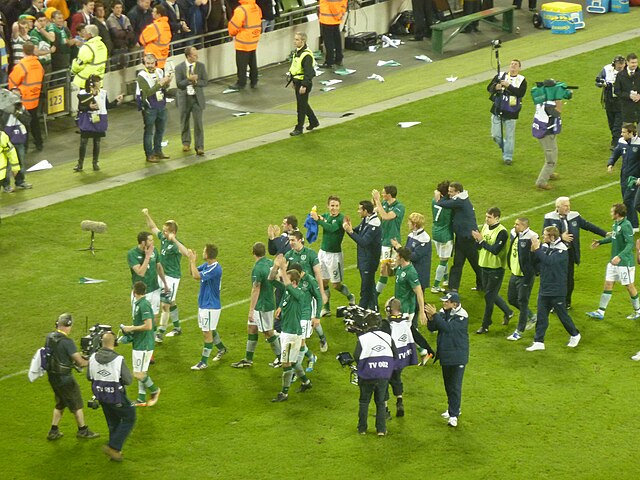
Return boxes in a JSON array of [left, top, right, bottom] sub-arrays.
[[1, 181, 620, 383]]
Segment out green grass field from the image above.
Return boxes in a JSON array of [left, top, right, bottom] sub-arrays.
[[2, 26, 640, 480]]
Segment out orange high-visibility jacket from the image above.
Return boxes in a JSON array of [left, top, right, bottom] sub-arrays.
[[319, 0, 347, 26], [139, 16, 172, 68], [228, 0, 262, 52], [8, 56, 44, 110]]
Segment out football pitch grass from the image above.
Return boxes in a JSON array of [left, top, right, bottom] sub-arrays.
[[2, 29, 640, 480]]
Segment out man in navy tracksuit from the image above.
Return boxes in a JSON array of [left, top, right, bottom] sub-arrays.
[[526, 226, 581, 352], [435, 182, 482, 293], [343, 200, 382, 311], [425, 291, 469, 428], [543, 197, 607, 309], [607, 122, 640, 228]]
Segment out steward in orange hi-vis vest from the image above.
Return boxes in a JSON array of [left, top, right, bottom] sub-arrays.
[[227, 0, 262, 89], [140, 5, 172, 68]]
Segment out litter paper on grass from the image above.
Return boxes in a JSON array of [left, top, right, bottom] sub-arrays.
[[367, 74, 385, 82], [232, 112, 251, 117], [320, 79, 343, 86], [415, 55, 433, 62], [446, 75, 458, 82], [398, 122, 421, 128], [26, 160, 53, 172], [79, 277, 107, 284], [377, 60, 401, 67], [334, 68, 356, 76]]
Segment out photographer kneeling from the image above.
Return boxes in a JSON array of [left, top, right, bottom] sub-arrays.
[[45, 313, 99, 441], [87, 331, 136, 462]]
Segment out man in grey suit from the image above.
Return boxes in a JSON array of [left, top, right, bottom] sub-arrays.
[[176, 46, 208, 156]]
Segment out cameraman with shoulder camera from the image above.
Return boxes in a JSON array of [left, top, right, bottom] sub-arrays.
[[87, 331, 135, 462], [487, 59, 527, 166], [353, 312, 397, 436], [45, 313, 100, 441], [532, 80, 565, 190], [597, 55, 626, 149]]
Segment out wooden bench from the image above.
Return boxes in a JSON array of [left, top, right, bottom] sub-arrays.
[[431, 6, 516, 54]]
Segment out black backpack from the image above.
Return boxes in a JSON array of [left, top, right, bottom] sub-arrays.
[[389, 10, 414, 36]]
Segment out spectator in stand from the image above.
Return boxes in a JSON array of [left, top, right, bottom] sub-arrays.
[[227, 0, 261, 91], [70, 0, 95, 37], [48, 9, 79, 72], [184, 0, 208, 38], [107, 0, 136, 53], [2, 88, 32, 192], [257, 0, 278, 33], [1, 2, 23, 40], [8, 41, 45, 151], [204, 0, 229, 40], [128, 0, 153, 39], [12, 18, 33, 66], [47, 0, 71, 20], [23, 0, 44, 17], [0, 13, 9, 52], [30, 12, 56, 73], [0, 28, 8, 85], [162, 0, 190, 43], [139, 4, 172, 69], [92, 3, 114, 54]]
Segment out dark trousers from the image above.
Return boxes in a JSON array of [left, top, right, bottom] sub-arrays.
[[566, 249, 576, 307], [1, 142, 26, 187], [358, 378, 388, 434], [534, 295, 579, 343], [358, 267, 377, 310], [508, 274, 535, 333], [622, 184, 639, 228], [388, 369, 403, 396], [480, 267, 511, 329], [463, 0, 481, 30], [79, 137, 101, 167], [101, 400, 136, 452], [320, 23, 342, 66], [180, 95, 204, 150], [142, 108, 167, 156], [442, 364, 465, 418], [411, 307, 435, 354], [621, 104, 640, 125], [236, 50, 258, 87], [448, 236, 482, 292], [606, 108, 623, 147], [411, 0, 433, 39], [513, 0, 537, 8], [27, 106, 42, 150], [293, 81, 318, 130]]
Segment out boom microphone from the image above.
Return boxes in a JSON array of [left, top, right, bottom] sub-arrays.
[[81, 220, 107, 234]]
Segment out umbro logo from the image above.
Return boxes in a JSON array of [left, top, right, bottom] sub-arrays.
[[372, 345, 385, 352], [398, 334, 408, 342], [98, 369, 111, 377]]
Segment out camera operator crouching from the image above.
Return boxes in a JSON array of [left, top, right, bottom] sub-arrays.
[[87, 331, 136, 462], [353, 312, 397, 436], [45, 313, 100, 441]]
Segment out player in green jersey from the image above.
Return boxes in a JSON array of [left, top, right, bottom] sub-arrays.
[[269, 255, 311, 402], [372, 185, 405, 297], [121, 281, 161, 407], [127, 231, 169, 330], [310, 195, 356, 317], [231, 242, 283, 368], [142, 209, 183, 341], [394, 248, 427, 326], [431, 181, 454, 293], [285, 231, 330, 351], [587, 203, 640, 321]]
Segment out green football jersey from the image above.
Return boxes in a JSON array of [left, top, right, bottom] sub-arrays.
[[317, 212, 345, 253], [599, 218, 635, 267], [132, 297, 155, 351], [381, 199, 405, 247], [394, 263, 421, 314], [285, 246, 319, 277], [128, 246, 160, 291], [157, 231, 182, 278], [298, 274, 323, 319], [252, 257, 276, 312], [431, 198, 454, 243], [278, 283, 303, 335]]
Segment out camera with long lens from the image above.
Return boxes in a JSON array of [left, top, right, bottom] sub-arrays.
[[490, 39, 502, 48], [80, 324, 115, 356], [595, 76, 607, 88], [87, 395, 100, 410], [337, 305, 382, 334]]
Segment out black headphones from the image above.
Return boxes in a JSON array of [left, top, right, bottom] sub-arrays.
[[56, 313, 73, 328], [613, 55, 626, 66]]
